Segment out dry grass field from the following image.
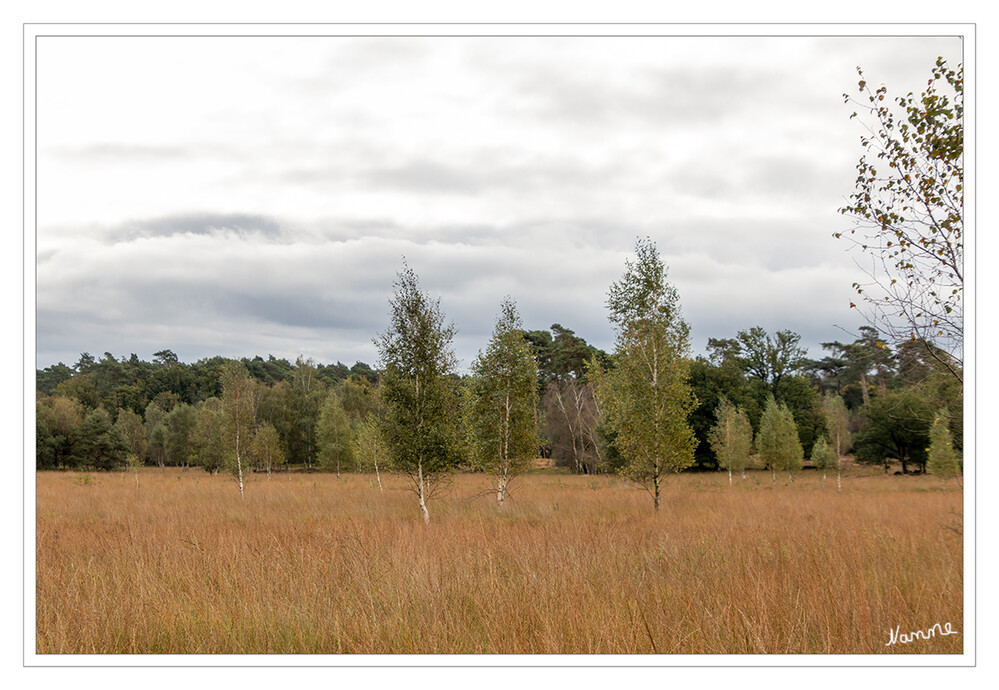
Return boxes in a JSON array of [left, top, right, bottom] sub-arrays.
[[35, 466, 963, 655]]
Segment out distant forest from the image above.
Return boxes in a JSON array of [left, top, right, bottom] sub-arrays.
[[36, 323, 961, 477]]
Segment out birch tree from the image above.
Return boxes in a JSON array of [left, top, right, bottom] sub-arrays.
[[191, 398, 226, 474], [810, 436, 835, 483], [353, 413, 388, 492], [592, 238, 697, 511], [926, 407, 960, 480], [837, 58, 963, 379], [115, 408, 146, 487], [756, 396, 804, 484], [375, 262, 465, 523], [470, 298, 540, 508], [708, 397, 753, 485], [249, 421, 283, 478], [316, 390, 354, 478], [543, 380, 603, 474], [821, 394, 851, 490], [221, 362, 256, 499]]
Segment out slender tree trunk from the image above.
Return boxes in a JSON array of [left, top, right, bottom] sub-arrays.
[[236, 428, 245, 500], [741, 468, 747, 481], [417, 461, 430, 524], [374, 457, 383, 492], [860, 370, 871, 407], [497, 472, 508, 510], [653, 472, 661, 511], [728, 469, 733, 486]]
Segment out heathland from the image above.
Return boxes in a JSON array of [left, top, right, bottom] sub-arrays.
[[35, 466, 963, 655]]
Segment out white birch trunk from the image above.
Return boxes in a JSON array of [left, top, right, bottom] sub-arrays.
[[728, 469, 733, 486], [418, 462, 430, 524], [236, 427, 245, 500], [497, 473, 508, 510]]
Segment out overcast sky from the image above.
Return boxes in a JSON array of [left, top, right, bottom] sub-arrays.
[[33, 30, 964, 372]]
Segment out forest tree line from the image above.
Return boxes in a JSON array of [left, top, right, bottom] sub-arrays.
[[36, 293, 962, 483]]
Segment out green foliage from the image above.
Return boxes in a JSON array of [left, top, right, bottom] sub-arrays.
[[838, 58, 963, 376], [375, 262, 466, 516], [852, 389, 932, 473], [810, 436, 835, 472], [165, 403, 197, 467], [821, 394, 851, 459], [290, 357, 325, 469], [708, 397, 753, 476], [220, 362, 257, 496], [249, 421, 284, 475], [594, 238, 696, 508], [191, 398, 226, 473], [688, 353, 761, 470], [353, 413, 390, 475], [36, 396, 85, 469], [74, 408, 130, 471], [470, 298, 540, 493], [37, 362, 74, 396], [756, 396, 803, 480], [735, 327, 807, 395], [926, 408, 960, 479], [316, 391, 355, 474], [115, 408, 147, 463]]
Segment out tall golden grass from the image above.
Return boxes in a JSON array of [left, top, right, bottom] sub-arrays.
[[35, 467, 963, 655]]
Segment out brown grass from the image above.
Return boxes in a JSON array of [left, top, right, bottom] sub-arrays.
[[35, 467, 963, 655]]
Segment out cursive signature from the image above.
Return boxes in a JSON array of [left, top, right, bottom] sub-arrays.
[[885, 622, 960, 646]]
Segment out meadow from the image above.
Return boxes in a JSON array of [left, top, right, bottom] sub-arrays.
[[35, 466, 963, 655]]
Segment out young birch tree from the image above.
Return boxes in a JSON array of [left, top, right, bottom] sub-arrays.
[[376, 262, 465, 523], [708, 397, 753, 485], [810, 436, 835, 483], [592, 238, 697, 511], [250, 421, 284, 478], [756, 396, 804, 484], [470, 297, 540, 509], [927, 407, 960, 481], [221, 362, 257, 499], [353, 413, 388, 492], [821, 394, 852, 490], [316, 390, 355, 479], [115, 408, 147, 488]]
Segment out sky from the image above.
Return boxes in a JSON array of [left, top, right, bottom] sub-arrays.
[[33, 29, 965, 373]]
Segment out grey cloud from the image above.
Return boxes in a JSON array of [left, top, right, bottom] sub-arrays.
[[104, 213, 286, 244], [54, 143, 196, 161], [507, 60, 787, 130], [281, 153, 624, 199]]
